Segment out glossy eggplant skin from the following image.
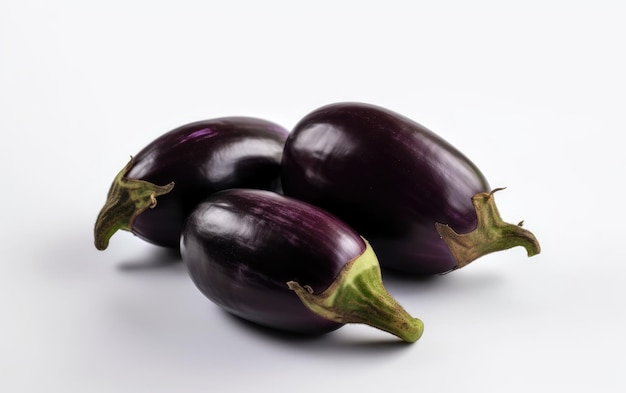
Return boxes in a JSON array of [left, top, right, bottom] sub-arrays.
[[180, 188, 364, 335], [281, 102, 490, 275], [96, 117, 288, 250]]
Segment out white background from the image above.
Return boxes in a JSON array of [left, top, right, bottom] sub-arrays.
[[2, 0, 625, 391]]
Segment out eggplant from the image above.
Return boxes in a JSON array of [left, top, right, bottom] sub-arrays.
[[94, 117, 288, 250], [281, 102, 540, 275], [180, 188, 424, 342]]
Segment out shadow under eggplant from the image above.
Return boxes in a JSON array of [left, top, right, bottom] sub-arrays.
[[117, 246, 183, 272], [221, 309, 416, 354]]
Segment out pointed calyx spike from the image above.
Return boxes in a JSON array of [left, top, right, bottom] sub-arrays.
[[287, 238, 424, 343], [93, 156, 175, 250], [435, 188, 541, 270]]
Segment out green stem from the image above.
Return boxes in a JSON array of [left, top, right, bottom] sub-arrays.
[[287, 239, 424, 343], [93, 157, 175, 250], [435, 188, 541, 270]]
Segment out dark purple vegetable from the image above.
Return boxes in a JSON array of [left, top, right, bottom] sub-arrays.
[[180, 188, 423, 342], [94, 117, 288, 250], [281, 102, 540, 275]]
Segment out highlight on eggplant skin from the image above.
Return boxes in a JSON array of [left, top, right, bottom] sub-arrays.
[[280, 102, 540, 275], [94, 117, 289, 251], [180, 188, 424, 342]]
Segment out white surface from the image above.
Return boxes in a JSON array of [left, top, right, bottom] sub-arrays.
[[2, 1, 625, 391]]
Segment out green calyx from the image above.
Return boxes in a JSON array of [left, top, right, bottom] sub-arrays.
[[287, 239, 424, 343], [93, 157, 175, 250], [435, 188, 541, 270]]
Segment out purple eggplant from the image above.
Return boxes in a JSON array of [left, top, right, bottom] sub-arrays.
[[281, 102, 540, 275], [94, 117, 288, 250], [180, 188, 424, 342]]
